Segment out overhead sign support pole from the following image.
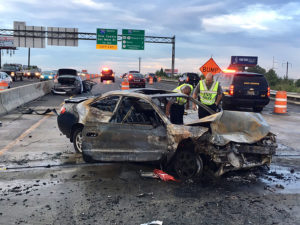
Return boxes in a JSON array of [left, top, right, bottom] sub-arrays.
[[171, 35, 175, 77]]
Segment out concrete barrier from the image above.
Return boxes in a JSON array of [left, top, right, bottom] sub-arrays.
[[0, 81, 54, 116]]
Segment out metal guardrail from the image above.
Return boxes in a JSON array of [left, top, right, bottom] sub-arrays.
[[160, 79, 300, 105]]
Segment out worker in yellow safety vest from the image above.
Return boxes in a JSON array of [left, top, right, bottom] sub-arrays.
[[166, 83, 193, 124], [192, 72, 222, 118]]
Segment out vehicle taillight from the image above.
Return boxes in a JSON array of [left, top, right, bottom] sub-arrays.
[[100, 73, 103, 77], [267, 87, 270, 97], [60, 106, 66, 114], [112, 73, 115, 77], [186, 77, 189, 82], [129, 75, 133, 79], [229, 85, 234, 96]]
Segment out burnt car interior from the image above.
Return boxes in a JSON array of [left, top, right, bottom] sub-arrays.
[[110, 97, 163, 127]]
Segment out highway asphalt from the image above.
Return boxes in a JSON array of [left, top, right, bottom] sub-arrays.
[[0, 77, 299, 224]]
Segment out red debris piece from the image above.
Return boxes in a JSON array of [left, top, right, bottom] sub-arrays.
[[153, 169, 179, 182]]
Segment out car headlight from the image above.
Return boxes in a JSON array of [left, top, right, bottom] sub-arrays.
[[35, 72, 40, 76], [11, 72, 15, 76], [27, 72, 30, 75], [41, 75, 44, 79], [49, 76, 53, 79]]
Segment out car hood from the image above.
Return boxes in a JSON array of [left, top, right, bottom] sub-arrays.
[[185, 110, 270, 146]]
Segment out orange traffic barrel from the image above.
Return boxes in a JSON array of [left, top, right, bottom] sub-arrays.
[[274, 91, 287, 114], [121, 80, 130, 90], [0, 82, 9, 91], [158, 77, 161, 82], [149, 77, 153, 85]]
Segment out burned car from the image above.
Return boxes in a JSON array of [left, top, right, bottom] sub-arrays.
[[52, 68, 95, 95], [57, 88, 277, 179]]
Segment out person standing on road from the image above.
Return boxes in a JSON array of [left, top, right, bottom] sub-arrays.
[[166, 84, 193, 124], [192, 72, 222, 118]]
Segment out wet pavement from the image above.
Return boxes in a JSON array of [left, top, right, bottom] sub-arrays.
[[0, 78, 300, 224]]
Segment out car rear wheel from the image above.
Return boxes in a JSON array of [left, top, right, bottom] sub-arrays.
[[73, 128, 83, 153], [253, 106, 263, 112], [174, 149, 203, 180]]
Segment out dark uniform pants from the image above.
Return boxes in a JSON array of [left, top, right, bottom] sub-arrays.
[[198, 103, 217, 119], [170, 104, 184, 125]]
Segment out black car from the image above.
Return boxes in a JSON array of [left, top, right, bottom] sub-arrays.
[[52, 68, 85, 95], [215, 72, 270, 112], [178, 72, 200, 87], [100, 68, 115, 82]]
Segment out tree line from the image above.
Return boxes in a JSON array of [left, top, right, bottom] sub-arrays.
[[246, 65, 300, 92]]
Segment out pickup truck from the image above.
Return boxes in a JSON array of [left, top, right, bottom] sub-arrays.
[[0, 63, 24, 81]]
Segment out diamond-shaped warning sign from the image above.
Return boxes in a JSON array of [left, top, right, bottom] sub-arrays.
[[199, 58, 222, 76]]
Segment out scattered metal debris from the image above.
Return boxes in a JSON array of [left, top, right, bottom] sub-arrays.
[[141, 220, 163, 225]]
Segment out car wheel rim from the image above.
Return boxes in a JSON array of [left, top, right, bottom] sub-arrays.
[[75, 131, 83, 152], [175, 151, 202, 179]]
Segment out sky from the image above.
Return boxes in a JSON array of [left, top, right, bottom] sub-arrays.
[[0, 0, 299, 78]]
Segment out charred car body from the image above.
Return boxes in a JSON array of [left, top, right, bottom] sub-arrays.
[[57, 88, 276, 179], [52, 68, 95, 95]]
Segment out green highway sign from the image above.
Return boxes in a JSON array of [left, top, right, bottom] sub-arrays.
[[96, 28, 118, 50], [122, 29, 145, 50]]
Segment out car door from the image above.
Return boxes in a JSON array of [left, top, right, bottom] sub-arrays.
[[83, 96, 168, 162]]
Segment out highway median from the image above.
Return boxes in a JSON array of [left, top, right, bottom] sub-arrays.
[[0, 80, 53, 115]]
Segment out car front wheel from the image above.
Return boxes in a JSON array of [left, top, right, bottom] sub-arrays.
[[73, 128, 83, 153], [174, 149, 203, 180]]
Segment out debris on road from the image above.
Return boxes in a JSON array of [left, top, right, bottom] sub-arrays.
[[153, 169, 179, 182], [141, 221, 163, 225], [139, 170, 159, 179], [136, 192, 153, 198]]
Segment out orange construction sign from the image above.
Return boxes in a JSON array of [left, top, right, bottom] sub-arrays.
[[199, 58, 222, 76]]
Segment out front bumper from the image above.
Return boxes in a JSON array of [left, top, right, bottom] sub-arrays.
[[201, 135, 277, 176]]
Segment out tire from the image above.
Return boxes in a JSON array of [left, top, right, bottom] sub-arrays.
[[20, 76, 23, 81], [253, 106, 263, 113], [113, 78, 115, 83], [174, 149, 203, 180], [73, 128, 83, 153], [12, 77, 16, 82], [101, 79, 103, 82]]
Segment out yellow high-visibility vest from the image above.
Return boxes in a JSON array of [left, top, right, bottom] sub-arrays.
[[173, 84, 193, 105], [199, 80, 219, 105]]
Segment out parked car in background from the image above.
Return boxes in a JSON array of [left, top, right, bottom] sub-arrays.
[[57, 88, 276, 179], [23, 66, 41, 79], [127, 73, 146, 88], [40, 71, 55, 81], [178, 72, 200, 88], [145, 73, 157, 82], [0, 71, 13, 88], [0, 63, 23, 81], [215, 71, 270, 112], [100, 67, 115, 82], [52, 68, 84, 95]]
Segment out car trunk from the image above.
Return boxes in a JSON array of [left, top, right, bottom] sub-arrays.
[[58, 75, 77, 85]]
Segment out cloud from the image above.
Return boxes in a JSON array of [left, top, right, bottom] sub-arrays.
[[202, 4, 293, 33]]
